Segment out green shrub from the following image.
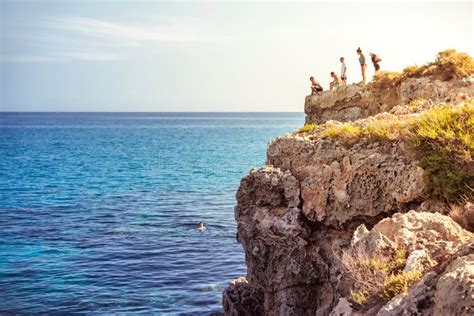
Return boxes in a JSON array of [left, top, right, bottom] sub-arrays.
[[382, 270, 423, 299], [408, 102, 474, 202], [363, 117, 402, 141], [297, 124, 317, 133], [351, 290, 368, 305], [322, 123, 363, 139]]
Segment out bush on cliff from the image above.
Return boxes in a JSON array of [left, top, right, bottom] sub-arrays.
[[370, 49, 474, 90], [409, 102, 474, 202], [341, 248, 422, 306], [297, 124, 317, 133], [404, 49, 474, 81]]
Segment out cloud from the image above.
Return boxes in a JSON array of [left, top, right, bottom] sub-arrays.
[[1, 16, 216, 63], [61, 17, 207, 43], [0, 52, 121, 63]]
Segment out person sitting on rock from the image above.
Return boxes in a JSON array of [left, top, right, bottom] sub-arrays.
[[310, 76, 324, 95], [330, 72, 343, 90], [370, 52, 382, 72]]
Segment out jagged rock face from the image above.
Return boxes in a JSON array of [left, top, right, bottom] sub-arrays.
[[304, 83, 398, 125], [222, 277, 264, 316], [352, 211, 473, 265], [433, 253, 474, 316], [267, 136, 425, 227], [305, 78, 473, 124], [234, 166, 332, 315]]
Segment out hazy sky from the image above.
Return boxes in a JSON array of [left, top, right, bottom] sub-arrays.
[[1, 1, 472, 112]]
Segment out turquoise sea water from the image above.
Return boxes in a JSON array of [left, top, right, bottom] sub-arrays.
[[0, 112, 304, 314]]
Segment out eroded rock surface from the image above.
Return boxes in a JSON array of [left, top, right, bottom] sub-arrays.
[[305, 78, 473, 124], [222, 277, 264, 316], [267, 136, 424, 227], [234, 166, 331, 315], [352, 211, 473, 266]]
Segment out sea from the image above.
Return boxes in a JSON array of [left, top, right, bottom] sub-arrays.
[[0, 112, 304, 314]]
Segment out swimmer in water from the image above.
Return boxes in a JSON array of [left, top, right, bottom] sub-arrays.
[[198, 222, 206, 232]]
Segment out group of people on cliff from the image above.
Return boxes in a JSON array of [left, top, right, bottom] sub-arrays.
[[310, 47, 381, 95]]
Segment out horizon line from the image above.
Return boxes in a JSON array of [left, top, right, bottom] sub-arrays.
[[0, 110, 304, 113]]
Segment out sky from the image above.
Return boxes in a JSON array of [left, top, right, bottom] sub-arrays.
[[0, 1, 473, 112]]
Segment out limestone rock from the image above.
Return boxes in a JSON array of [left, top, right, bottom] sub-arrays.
[[267, 136, 424, 227], [222, 277, 264, 316], [433, 254, 474, 316], [352, 211, 473, 265], [305, 78, 473, 124], [304, 83, 398, 124], [330, 298, 354, 316], [234, 166, 332, 315]]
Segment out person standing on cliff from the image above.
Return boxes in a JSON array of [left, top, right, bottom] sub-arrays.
[[370, 52, 382, 73], [340, 57, 347, 85], [310, 76, 323, 94], [357, 47, 367, 83]]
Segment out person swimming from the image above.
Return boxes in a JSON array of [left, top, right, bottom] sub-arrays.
[[198, 222, 206, 232]]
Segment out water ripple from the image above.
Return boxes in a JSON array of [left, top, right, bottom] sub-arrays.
[[0, 112, 303, 314]]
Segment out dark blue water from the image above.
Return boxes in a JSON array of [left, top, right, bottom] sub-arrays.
[[0, 112, 303, 314]]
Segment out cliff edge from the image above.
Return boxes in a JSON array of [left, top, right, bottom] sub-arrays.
[[223, 50, 474, 316]]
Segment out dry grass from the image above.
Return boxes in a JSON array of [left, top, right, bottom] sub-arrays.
[[371, 71, 403, 91], [369, 50, 474, 90], [322, 123, 363, 139], [403, 50, 474, 81], [382, 270, 423, 299], [448, 198, 474, 232], [340, 247, 421, 307]]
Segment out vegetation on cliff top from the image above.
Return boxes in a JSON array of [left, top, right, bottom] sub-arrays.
[[296, 101, 474, 203], [370, 49, 474, 90]]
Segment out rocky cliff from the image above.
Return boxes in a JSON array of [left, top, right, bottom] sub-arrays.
[[223, 50, 474, 316]]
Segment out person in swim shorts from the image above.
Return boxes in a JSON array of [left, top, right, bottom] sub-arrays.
[[310, 76, 324, 94], [330, 72, 343, 90], [340, 57, 347, 85]]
